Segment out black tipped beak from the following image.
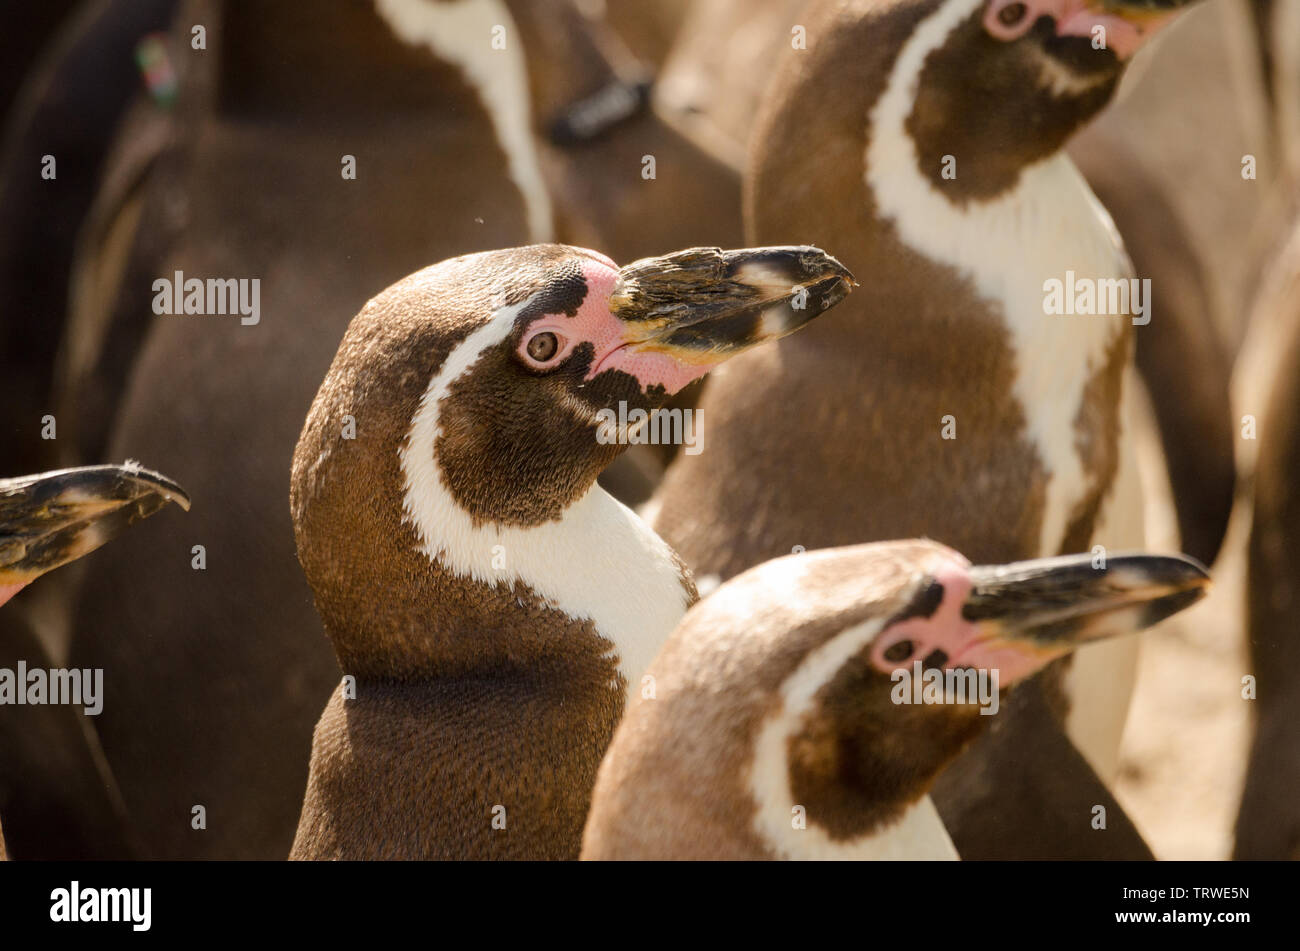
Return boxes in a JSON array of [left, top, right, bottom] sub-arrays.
[[962, 552, 1209, 651], [607, 246, 854, 364], [0, 464, 190, 588]]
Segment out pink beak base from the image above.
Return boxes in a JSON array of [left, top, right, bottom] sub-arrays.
[[983, 0, 1178, 61]]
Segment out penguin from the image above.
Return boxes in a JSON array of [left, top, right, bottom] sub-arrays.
[[58, 0, 551, 861], [288, 243, 853, 860], [653, 0, 1241, 568], [1233, 212, 1300, 859], [582, 541, 1210, 859], [0, 463, 188, 861], [649, 0, 1199, 859], [53, 0, 746, 860]]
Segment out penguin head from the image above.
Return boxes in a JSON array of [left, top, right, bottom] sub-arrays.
[[290, 244, 851, 674], [761, 543, 1207, 836], [902, 0, 1197, 201], [587, 540, 1208, 857], [394, 243, 852, 527]]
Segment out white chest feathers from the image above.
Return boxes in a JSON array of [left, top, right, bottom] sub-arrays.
[[865, 0, 1132, 556], [373, 0, 554, 242], [399, 303, 691, 697]]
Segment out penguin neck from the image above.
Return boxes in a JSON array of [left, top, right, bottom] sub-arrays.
[[427, 485, 694, 694]]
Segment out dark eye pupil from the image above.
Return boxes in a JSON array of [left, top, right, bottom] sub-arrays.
[[883, 640, 914, 662], [998, 2, 1027, 26], [527, 332, 558, 362]]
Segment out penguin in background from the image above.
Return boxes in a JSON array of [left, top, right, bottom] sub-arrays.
[[0, 2, 184, 736], [652, 0, 1246, 570], [504, 0, 744, 275], [288, 243, 853, 859]]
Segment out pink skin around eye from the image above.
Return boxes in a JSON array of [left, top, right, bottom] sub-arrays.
[[869, 555, 1063, 686], [983, 0, 1175, 61], [515, 257, 721, 396]]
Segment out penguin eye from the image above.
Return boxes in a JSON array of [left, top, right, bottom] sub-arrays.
[[883, 640, 914, 662], [997, 1, 1027, 26], [522, 330, 564, 367]]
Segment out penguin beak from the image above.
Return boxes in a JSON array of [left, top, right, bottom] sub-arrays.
[[959, 552, 1209, 674], [0, 464, 191, 601], [606, 246, 854, 365]]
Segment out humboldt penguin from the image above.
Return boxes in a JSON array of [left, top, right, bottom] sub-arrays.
[[654, 0, 1240, 568], [57, 0, 744, 860], [582, 542, 1209, 859], [1234, 214, 1300, 859], [61, 0, 547, 861], [289, 243, 853, 860], [0, 464, 188, 860], [650, 0, 1199, 858]]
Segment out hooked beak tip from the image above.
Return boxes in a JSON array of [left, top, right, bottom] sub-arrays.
[[0, 463, 190, 587], [609, 245, 855, 359]]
